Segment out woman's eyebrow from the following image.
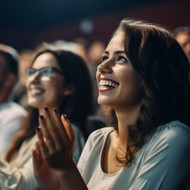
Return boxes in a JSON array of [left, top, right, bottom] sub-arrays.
[[114, 51, 125, 55], [103, 50, 125, 55]]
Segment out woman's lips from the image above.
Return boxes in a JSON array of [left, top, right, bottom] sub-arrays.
[[98, 79, 119, 92], [30, 88, 45, 96]]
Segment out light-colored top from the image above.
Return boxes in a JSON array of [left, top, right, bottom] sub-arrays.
[[77, 121, 190, 190], [0, 124, 85, 190], [0, 135, 38, 190], [0, 101, 26, 156]]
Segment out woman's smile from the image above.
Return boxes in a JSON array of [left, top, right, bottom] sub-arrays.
[[29, 86, 45, 97], [98, 78, 119, 92]]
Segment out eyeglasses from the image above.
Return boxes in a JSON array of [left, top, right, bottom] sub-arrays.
[[25, 67, 64, 82]]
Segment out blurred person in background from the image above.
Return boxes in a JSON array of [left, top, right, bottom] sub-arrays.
[[0, 48, 93, 189], [173, 26, 190, 62], [0, 44, 26, 156], [87, 41, 106, 109], [35, 40, 88, 62], [72, 37, 89, 63], [12, 49, 34, 109], [35, 40, 107, 134], [87, 41, 106, 80]]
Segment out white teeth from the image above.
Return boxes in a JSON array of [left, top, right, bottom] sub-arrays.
[[31, 89, 43, 94], [99, 80, 118, 87]]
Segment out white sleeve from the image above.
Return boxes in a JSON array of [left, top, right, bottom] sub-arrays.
[[77, 128, 102, 174], [77, 132, 94, 174], [129, 124, 190, 190], [0, 135, 39, 190], [0, 116, 24, 156], [0, 158, 38, 190], [77, 128, 109, 175]]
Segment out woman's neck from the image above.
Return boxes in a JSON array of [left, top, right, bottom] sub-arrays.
[[115, 104, 141, 148]]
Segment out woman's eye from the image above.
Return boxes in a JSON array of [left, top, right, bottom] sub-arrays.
[[41, 69, 51, 76], [27, 69, 35, 76], [118, 56, 128, 63]]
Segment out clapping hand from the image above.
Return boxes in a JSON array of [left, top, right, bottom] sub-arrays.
[[34, 107, 87, 190], [32, 141, 60, 190], [36, 107, 75, 171]]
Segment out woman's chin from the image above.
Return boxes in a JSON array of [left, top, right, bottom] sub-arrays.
[[97, 98, 112, 107], [27, 101, 44, 109]]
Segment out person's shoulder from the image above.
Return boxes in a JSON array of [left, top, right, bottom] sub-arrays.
[[153, 121, 190, 146], [89, 127, 114, 137], [7, 101, 27, 115], [87, 127, 114, 144], [156, 120, 190, 135]]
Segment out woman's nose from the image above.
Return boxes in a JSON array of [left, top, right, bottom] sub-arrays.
[[97, 60, 113, 74], [27, 71, 41, 83]]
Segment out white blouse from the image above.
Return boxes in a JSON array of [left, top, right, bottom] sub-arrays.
[[77, 121, 190, 190], [0, 124, 85, 190]]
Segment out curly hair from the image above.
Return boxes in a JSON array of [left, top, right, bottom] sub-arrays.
[[106, 18, 190, 166]]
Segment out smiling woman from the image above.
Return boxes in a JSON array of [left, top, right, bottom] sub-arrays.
[[33, 18, 190, 190], [0, 49, 93, 190], [26, 52, 68, 111]]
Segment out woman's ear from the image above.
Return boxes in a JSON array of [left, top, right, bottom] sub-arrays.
[[62, 84, 74, 96]]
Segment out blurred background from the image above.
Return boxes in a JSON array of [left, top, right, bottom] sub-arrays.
[[0, 0, 189, 50]]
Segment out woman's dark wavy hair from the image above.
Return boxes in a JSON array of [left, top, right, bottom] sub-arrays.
[[107, 18, 190, 166], [5, 49, 93, 162]]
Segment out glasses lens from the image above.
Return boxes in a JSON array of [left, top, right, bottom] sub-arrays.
[[40, 67, 52, 76], [26, 68, 36, 77], [26, 67, 62, 81], [40, 67, 53, 81]]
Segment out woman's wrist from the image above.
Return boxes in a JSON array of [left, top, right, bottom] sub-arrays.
[[53, 159, 76, 178], [53, 160, 88, 190]]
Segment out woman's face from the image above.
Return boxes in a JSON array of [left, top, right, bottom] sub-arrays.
[[96, 32, 143, 112], [26, 52, 70, 111]]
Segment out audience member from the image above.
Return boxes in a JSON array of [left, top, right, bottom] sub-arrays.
[[33, 18, 190, 190], [87, 41, 107, 128], [72, 37, 89, 63], [0, 44, 26, 156], [0, 49, 93, 189], [12, 49, 34, 108], [35, 40, 107, 133], [34, 40, 87, 62], [173, 26, 190, 62]]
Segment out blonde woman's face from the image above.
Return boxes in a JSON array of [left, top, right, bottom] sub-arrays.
[[26, 53, 68, 110], [96, 32, 143, 112]]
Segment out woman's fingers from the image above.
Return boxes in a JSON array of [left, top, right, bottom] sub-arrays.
[[36, 141, 44, 163], [32, 147, 42, 176], [41, 107, 74, 149], [61, 114, 75, 142], [39, 113, 56, 151], [36, 126, 49, 158], [36, 107, 75, 169], [51, 110, 74, 148], [46, 109, 68, 149]]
